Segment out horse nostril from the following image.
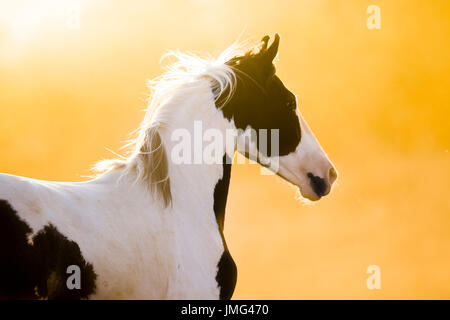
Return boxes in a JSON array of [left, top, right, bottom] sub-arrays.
[[329, 167, 337, 185], [307, 172, 327, 197]]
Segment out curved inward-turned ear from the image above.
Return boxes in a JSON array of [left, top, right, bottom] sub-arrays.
[[261, 35, 270, 51], [265, 33, 280, 62]]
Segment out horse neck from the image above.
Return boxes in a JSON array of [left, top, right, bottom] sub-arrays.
[[159, 85, 235, 220]]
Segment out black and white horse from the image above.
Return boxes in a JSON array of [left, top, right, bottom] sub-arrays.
[[0, 35, 337, 299]]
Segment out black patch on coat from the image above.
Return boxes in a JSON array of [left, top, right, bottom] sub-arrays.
[[216, 250, 237, 300], [216, 35, 301, 157], [0, 199, 97, 300], [213, 155, 237, 300]]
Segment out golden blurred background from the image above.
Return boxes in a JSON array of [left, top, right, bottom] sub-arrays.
[[0, 0, 449, 299]]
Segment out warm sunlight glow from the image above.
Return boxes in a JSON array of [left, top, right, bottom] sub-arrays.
[[0, 0, 449, 299], [3, 0, 82, 42]]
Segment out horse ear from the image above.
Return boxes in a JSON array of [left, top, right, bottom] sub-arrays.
[[265, 33, 280, 62], [261, 35, 270, 51]]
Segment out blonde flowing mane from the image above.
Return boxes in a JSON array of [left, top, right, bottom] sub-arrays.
[[96, 40, 256, 207]]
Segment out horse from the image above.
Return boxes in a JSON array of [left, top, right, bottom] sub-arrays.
[[0, 34, 337, 300]]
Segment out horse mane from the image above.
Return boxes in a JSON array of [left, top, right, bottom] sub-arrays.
[[95, 39, 258, 208]]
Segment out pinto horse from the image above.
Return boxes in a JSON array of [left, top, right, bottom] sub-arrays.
[[0, 35, 337, 299]]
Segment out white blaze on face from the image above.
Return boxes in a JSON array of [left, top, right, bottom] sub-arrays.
[[277, 110, 337, 201]]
